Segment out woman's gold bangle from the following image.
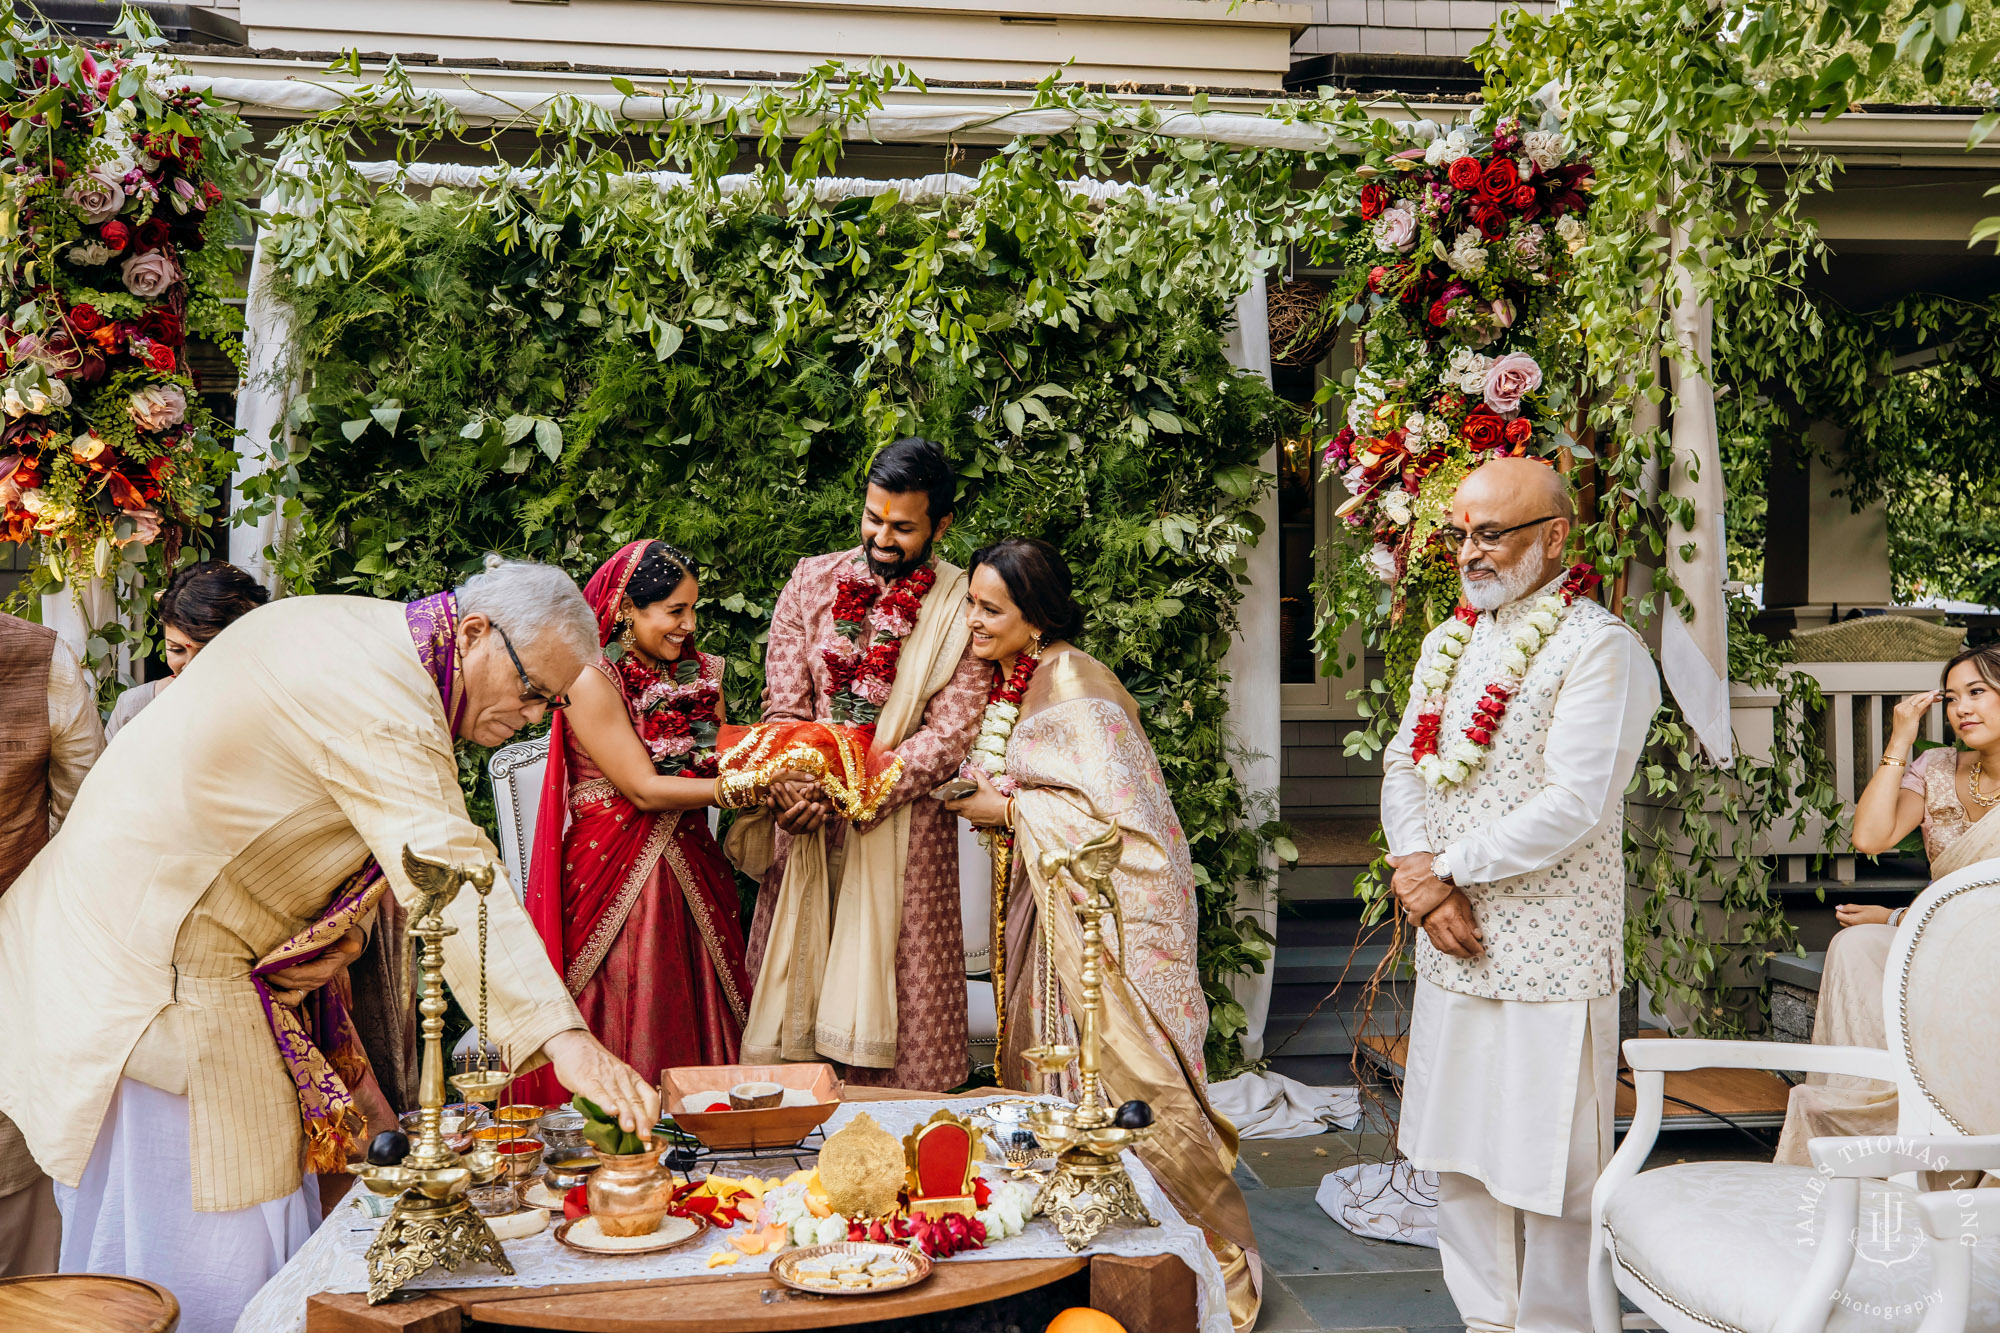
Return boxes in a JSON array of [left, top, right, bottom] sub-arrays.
[[1004, 796, 1016, 830], [716, 770, 762, 810], [1880, 752, 1909, 768]]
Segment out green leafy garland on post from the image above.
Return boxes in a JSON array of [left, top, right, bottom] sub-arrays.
[[0, 6, 254, 681], [239, 65, 1403, 1074]]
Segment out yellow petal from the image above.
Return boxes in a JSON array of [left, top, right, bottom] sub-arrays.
[[706, 1250, 739, 1268]]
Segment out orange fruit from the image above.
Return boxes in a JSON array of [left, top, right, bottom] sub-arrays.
[[1045, 1310, 1128, 1333]]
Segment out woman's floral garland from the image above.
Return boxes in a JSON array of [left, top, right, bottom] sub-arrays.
[[1317, 111, 1593, 599], [966, 647, 1040, 801], [620, 652, 722, 779], [822, 564, 935, 731], [0, 32, 250, 582], [1413, 562, 1599, 787]]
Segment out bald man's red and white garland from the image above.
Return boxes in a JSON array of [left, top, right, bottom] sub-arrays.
[[1411, 562, 1600, 788]]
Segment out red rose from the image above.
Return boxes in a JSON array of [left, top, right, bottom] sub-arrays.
[[1427, 299, 1451, 327], [1446, 156, 1482, 191], [99, 219, 130, 251], [1365, 265, 1388, 293], [1512, 184, 1537, 211], [1461, 411, 1504, 451], [144, 341, 175, 373], [136, 218, 171, 250], [68, 303, 103, 332], [1358, 183, 1388, 220], [140, 307, 184, 345], [1467, 726, 1494, 746], [858, 641, 902, 679], [652, 710, 692, 738], [1473, 204, 1508, 240], [1479, 158, 1520, 201], [1503, 418, 1535, 446]]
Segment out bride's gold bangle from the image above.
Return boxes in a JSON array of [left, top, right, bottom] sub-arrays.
[[716, 771, 762, 810]]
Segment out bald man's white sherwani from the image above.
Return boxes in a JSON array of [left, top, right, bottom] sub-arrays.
[[1381, 576, 1659, 1333]]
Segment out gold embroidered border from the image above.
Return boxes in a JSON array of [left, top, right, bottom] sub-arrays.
[[716, 730, 905, 825], [661, 829, 748, 1026], [564, 812, 681, 997], [568, 777, 619, 811]]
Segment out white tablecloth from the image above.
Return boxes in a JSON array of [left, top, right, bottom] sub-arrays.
[[236, 1097, 1230, 1333]]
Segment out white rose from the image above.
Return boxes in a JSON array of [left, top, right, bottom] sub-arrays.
[[1526, 608, 1560, 634], [1440, 758, 1471, 784], [1435, 635, 1465, 660], [989, 702, 1018, 725], [1425, 416, 1450, 444], [1380, 490, 1413, 526], [974, 735, 1008, 759], [1524, 129, 1566, 172], [975, 752, 1006, 775], [813, 1215, 848, 1246], [1419, 756, 1443, 786], [1498, 645, 1530, 675], [19, 487, 45, 514], [1417, 667, 1449, 691], [2, 388, 23, 419], [66, 242, 117, 267], [46, 378, 70, 408], [24, 387, 49, 414], [1423, 138, 1452, 166], [1555, 213, 1587, 253], [1513, 627, 1543, 655], [1447, 739, 1483, 763]]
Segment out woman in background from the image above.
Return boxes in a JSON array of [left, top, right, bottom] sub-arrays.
[[1776, 642, 2000, 1163], [517, 541, 754, 1105], [105, 560, 269, 741], [943, 536, 1261, 1332]]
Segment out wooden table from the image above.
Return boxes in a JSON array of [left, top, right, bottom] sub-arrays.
[[305, 1086, 1199, 1333], [0, 1273, 181, 1332]]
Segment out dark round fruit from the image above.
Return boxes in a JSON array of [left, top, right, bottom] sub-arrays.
[[366, 1130, 411, 1166], [1113, 1100, 1154, 1130]]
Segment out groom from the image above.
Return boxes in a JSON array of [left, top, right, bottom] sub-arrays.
[[744, 436, 987, 1091], [1380, 457, 1659, 1333]]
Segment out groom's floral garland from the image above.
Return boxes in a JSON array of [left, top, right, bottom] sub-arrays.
[[1412, 562, 1599, 787], [823, 564, 936, 729]]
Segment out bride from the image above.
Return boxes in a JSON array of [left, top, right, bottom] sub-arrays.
[[518, 541, 755, 1100], [1776, 642, 2000, 1162], [942, 536, 1262, 1332]]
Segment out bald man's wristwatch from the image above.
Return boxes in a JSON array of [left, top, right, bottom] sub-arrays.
[[1431, 848, 1457, 888]]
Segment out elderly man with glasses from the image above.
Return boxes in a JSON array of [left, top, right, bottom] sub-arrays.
[[0, 556, 658, 1333], [1379, 457, 1660, 1333]]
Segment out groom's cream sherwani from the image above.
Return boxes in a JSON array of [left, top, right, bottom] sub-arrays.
[[1381, 576, 1658, 1333]]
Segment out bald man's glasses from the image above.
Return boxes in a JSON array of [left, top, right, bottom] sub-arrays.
[[1440, 515, 1561, 555]]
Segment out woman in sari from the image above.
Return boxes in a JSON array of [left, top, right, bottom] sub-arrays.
[[518, 541, 757, 1103], [942, 536, 1261, 1332], [1776, 642, 2000, 1163]]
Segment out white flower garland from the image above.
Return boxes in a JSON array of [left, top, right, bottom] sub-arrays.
[[1413, 590, 1571, 789]]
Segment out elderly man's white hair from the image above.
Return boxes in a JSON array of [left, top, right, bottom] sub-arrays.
[[454, 553, 597, 663]]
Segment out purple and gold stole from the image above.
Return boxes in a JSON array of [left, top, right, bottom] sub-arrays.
[[251, 591, 462, 1172]]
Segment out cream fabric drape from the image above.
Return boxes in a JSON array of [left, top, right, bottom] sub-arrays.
[[740, 562, 972, 1069]]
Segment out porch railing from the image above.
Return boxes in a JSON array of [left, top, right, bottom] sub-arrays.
[[1742, 660, 1946, 885]]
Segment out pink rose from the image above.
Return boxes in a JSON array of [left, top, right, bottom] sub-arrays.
[[1490, 297, 1517, 329], [120, 249, 181, 299], [116, 508, 162, 548], [65, 172, 126, 224], [1482, 351, 1543, 415], [868, 602, 917, 638], [127, 383, 187, 432], [1373, 204, 1417, 253], [856, 674, 894, 706]]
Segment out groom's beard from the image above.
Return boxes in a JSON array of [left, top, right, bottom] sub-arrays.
[[1461, 555, 1546, 611], [867, 536, 935, 583]]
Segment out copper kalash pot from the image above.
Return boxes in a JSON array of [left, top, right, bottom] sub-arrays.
[[585, 1149, 674, 1236]]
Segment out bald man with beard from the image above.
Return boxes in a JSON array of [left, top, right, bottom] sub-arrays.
[[1379, 458, 1660, 1333]]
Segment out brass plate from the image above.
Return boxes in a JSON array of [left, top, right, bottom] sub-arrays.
[[552, 1213, 708, 1257], [771, 1241, 933, 1296]]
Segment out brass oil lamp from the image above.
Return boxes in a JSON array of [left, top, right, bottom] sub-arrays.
[[351, 848, 514, 1303], [1022, 825, 1159, 1251]]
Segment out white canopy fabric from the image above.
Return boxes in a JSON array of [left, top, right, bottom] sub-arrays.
[[172, 74, 1362, 153]]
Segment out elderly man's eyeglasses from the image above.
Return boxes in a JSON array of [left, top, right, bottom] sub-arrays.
[[492, 622, 569, 710], [1439, 515, 1562, 555]]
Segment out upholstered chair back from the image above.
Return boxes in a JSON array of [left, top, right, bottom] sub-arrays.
[[1888, 857, 2000, 1139], [488, 734, 548, 902]]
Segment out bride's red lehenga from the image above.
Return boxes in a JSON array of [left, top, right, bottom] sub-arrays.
[[516, 543, 751, 1104]]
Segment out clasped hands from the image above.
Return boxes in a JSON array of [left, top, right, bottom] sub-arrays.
[[769, 771, 836, 834], [1387, 852, 1484, 959]]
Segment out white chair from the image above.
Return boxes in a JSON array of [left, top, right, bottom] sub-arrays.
[[487, 735, 1000, 1069], [1592, 859, 2000, 1333], [488, 734, 549, 900]]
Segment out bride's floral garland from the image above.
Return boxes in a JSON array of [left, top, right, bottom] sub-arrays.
[[823, 565, 936, 730], [620, 652, 722, 778], [1413, 562, 1599, 788]]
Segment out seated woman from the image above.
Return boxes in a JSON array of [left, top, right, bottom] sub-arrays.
[[942, 536, 1261, 1333], [105, 559, 270, 741], [518, 541, 760, 1102], [1775, 642, 2000, 1164]]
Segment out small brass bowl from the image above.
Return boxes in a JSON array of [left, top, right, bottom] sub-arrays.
[[463, 1147, 505, 1187], [494, 1103, 546, 1135], [495, 1138, 545, 1182], [544, 1155, 601, 1193], [474, 1123, 530, 1146]]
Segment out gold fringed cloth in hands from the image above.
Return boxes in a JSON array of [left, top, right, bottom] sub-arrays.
[[715, 721, 903, 824]]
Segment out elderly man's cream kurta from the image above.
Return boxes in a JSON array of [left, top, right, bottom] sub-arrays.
[[0, 596, 584, 1212]]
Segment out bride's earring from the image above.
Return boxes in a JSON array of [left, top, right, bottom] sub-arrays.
[[618, 619, 638, 657]]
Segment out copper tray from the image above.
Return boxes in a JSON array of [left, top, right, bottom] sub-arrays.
[[660, 1063, 843, 1151], [771, 1240, 933, 1295], [552, 1213, 709, 1257]]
